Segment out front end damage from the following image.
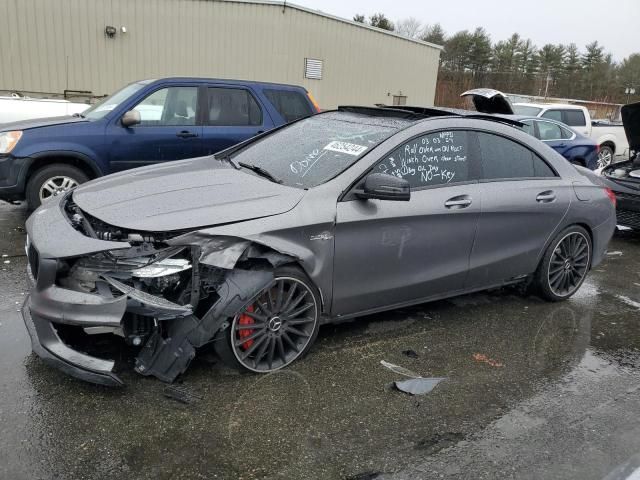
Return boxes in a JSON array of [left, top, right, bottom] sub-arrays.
[[23, 194, 297, 386]]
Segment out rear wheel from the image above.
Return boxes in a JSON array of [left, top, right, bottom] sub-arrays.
[[534, 225, 592, 301], [214, 266, 321, 372], [597, 145, 614, 168], [26, 164, 89, 210]]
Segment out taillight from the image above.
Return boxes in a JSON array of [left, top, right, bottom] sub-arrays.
[[306, 91, 321, 113], [605, 187, 616, 207]]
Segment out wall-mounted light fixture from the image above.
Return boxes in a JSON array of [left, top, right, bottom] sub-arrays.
[[105, 25, 117, 38]]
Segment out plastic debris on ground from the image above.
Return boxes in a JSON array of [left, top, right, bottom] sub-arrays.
[[380, 360, 446, 396]]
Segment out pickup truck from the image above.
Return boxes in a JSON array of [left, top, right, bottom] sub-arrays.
[[512, 102, 629, 167], [0, 77, 319, 209]]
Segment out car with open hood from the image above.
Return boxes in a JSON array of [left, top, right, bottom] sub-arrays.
[[22, 105, 616, 386], [599, 101, 640, 229], [460, 88, 628, 167]]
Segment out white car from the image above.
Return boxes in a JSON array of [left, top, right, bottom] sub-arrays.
[[512, 102, 629, 167], [0, 94, 89, 125]]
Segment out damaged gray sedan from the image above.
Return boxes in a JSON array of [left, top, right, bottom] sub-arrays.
[[22, 106, 616, 386]]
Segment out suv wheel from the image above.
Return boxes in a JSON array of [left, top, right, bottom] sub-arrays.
[[26, 164, 89, 210]]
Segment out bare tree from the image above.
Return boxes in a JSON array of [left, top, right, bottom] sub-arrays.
[[395, 17, 423, 39]]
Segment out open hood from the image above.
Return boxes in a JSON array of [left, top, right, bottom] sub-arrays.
[[72, 156, 305, 231], [621, 101, 640, 152], [460, 88, 514, 115]]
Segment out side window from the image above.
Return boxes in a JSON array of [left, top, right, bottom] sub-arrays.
[[263, 89, 313, 123], [520, 121, 536, 137], [537, 121, 563, 141], [541, 110, 563, 122], [559, 125, 575, 139], [375, 130, 472, 188], [207, 87, 262, 126], [563, 110, 586, 127], [133, 87, 198, 126], [477, 132, 555, 180]]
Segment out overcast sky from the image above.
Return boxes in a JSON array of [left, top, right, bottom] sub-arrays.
[[294, 0, 640, 61]]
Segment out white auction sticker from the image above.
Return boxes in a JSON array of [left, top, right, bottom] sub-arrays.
[[323, 141, 368, 156]]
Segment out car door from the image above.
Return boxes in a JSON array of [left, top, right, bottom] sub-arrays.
[[200, 85, 275, 156], [107, 85, 203, 171], [465, 131, 572, 289], [332, 129, 482, 317]]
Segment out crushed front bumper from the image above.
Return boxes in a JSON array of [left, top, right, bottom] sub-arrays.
[[22, 246, 126, 387], [22, 296, 124, 387]]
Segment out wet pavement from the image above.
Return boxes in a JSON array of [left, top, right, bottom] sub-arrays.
[[1, 201, 639, 480]]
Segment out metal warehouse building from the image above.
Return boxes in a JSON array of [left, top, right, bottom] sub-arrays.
[[0, 0, 442, 108]]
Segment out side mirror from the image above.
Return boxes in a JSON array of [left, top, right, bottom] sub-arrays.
[[355, 173, 410, 201], [121, 110, 141, 127]]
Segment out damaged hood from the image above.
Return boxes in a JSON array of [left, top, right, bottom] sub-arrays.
[[460, 88, 514, 115], [622, 101, 640, 151], [72, 156, 305, 231]]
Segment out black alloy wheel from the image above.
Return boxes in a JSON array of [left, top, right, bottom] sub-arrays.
[[536, 225, 592, 301], [218, 268, 320, 373]]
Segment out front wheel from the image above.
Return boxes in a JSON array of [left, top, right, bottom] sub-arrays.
[[214, 266, 321, 373], [25, 164, 89, 210], [534, 225, 592, 302]]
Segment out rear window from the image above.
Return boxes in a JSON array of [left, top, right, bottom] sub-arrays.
[[263, 89, 313, 123], [541, 110, 563, 122], [477, 132, 556, 180], [563, 110, 587, 127], [231, 111, 407, 189]]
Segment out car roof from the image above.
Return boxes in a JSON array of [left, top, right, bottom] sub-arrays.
[[141, 77, 308, 91], [514, 102, 585, 110], [337, 105, 524, 129]]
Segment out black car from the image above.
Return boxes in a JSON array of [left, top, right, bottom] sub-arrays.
[[600, 102, 640, 229]]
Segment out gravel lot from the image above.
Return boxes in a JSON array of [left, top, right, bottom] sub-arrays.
[[1, 202, 639, 480]]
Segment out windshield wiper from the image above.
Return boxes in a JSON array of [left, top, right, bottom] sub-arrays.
[[239, 162, 282, 184], [72, 112, 85, 118]]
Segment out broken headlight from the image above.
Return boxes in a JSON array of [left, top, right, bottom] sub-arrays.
[[131, 258, 191, 278], [61, 247, 192, 295]]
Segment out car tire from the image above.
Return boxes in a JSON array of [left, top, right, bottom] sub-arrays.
[[213, 265, 321, 373], [534, 225, 592, 302], [597, 145, 614, 168], [26, 164, 89, 210]]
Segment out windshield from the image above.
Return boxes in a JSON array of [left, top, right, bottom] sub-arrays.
[[513, 105, 543, 116], [83, 82, 148, 120], [230, 111, 407, 188]]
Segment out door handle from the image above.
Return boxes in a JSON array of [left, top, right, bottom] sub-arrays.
[[536, 191, 556, 203], [176, 130, 198, 138], [444, 195, 472, 209]]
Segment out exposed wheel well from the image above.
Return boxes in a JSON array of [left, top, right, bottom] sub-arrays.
[[26, 156, 100, 183]]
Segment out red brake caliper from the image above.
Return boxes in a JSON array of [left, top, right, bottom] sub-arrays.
[[238, 304, 255, 350]]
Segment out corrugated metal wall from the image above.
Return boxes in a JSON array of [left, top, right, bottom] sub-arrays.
[[0, 0, 441, 108]]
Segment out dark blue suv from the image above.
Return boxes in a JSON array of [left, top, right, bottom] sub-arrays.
[[0, 77, 319, 208]]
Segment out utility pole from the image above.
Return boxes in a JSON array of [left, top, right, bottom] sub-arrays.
[[544, 73, 552, 99]]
